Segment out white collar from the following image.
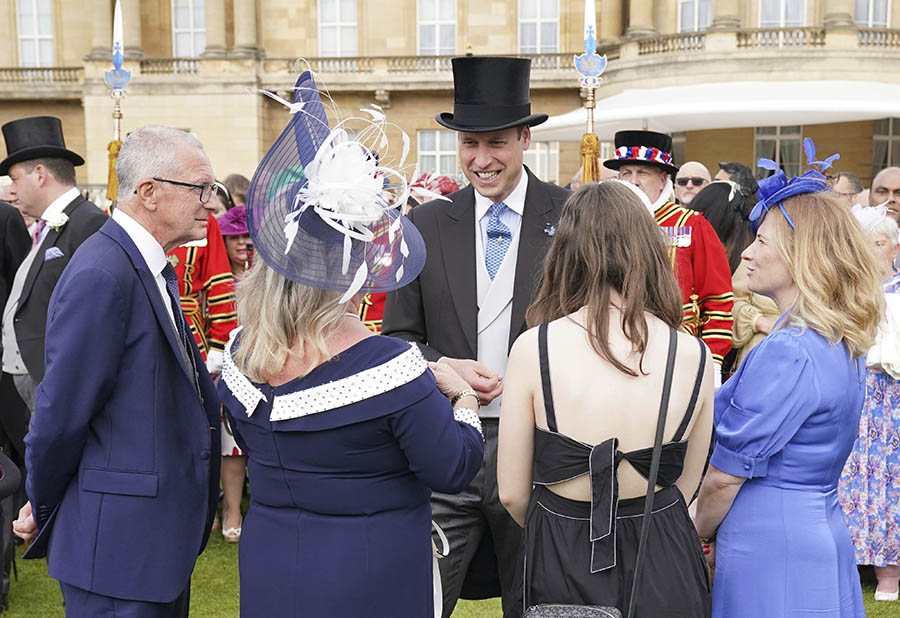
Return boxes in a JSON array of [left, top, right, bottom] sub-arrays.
[[221, 328, 429, 420], [112, 208, 168, 278], [474, 166, 528, 221], [40, 187, 80, 222], [650, 179, 676, 213]]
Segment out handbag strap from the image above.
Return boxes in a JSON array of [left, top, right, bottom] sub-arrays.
[[627, 327, 677, 618]]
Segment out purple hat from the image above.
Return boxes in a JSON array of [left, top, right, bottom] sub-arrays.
[[218, 205, 248, 236]]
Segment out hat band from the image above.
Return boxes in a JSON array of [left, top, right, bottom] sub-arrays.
[[451, 102, 533, 127], [614, 145, 673, 167]]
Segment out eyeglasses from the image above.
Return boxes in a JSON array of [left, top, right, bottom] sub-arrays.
[[134, 177, 219, 203], [676, 177, 708, 187]]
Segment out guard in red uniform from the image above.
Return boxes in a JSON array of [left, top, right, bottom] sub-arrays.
[[605, 131, 733, 375], [166, 214, 237, 374]]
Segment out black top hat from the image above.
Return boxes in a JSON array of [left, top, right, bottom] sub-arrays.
[[0, 116, 84, 176], [436, 57, 548, 133], [604, 130, 678, 175]]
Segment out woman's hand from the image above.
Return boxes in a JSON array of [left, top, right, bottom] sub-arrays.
[[429, 361, 474, 400]]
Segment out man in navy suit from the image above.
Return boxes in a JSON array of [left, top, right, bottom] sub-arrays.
[[14, 126, 222, 617]]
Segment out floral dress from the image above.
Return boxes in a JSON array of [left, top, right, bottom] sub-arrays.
[[839, 270, 900, 566]]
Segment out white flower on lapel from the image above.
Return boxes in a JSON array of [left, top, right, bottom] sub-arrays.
[[44, 212, 69, 232]]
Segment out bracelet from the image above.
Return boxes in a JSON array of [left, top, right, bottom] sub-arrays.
[[450, 388, 479, 408]]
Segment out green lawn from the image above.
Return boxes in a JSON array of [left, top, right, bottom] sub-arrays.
[[2, 538, 894, 617]]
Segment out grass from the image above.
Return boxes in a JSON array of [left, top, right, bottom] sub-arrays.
[[2, 540, 895, 617]]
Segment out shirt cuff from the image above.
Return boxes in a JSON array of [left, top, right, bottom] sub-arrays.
[[453, 408, 483, 439], [710, 441, 769, 479]]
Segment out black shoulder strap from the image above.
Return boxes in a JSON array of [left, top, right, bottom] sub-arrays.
[[627, 327, 677, 618], [537, 322, 558, 433], [672, 337, 708, 442]]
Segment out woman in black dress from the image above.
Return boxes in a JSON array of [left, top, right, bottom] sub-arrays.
[[498, 181, 714, 616]]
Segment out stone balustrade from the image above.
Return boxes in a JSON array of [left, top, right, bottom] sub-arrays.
[[638, 32, 705, 56], [736, 27, 827, 49]]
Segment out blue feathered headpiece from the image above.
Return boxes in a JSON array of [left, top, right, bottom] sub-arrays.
[[748, 138, 839, 233]]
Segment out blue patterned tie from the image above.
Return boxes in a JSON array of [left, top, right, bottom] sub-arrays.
[[161, 263, 199, 390], [485, 202, 511, 280]]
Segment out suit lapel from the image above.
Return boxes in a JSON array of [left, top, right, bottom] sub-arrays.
[[440, 187, 478, 357], [509, 169, 556, 350], [101, 220, 196, 386], [18, 196, 82, 309]]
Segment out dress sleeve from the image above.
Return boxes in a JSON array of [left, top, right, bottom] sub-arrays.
[[710, 331, 820, 479], [388, 381, 484, 494]]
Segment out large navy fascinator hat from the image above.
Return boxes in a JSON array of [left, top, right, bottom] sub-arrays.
[[246, 71, 435, 302], [748, 138, 839, 233]]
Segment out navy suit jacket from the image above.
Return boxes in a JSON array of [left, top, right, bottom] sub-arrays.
[[24, 218, 220, 603]]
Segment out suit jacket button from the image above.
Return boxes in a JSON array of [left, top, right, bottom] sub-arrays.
[[200, 450, 210, 461]]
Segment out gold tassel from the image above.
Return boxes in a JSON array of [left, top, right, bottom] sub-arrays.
[[106, 139, 122, 206], [580, 132, 601, 184]]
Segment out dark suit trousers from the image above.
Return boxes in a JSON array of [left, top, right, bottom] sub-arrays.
[[60, 582, 190, 618], [433, 419, 523, 618]]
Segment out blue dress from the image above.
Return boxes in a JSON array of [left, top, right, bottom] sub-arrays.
[[710, 321, 866, 618], [218, 334, 484, 617]]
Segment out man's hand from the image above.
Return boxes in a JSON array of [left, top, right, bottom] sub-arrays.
[[13, 501, 37, 542], [438, 358, 503, 405]]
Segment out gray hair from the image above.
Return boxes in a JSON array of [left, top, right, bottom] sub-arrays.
[[868, 215, 900, 245], [116, 126, 204, 199]]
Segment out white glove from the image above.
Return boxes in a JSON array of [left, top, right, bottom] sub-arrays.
[[206, 349, 224, 375], [713, 362, 723, 391]]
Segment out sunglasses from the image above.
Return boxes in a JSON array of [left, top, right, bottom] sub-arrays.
[[676, 177, 708, 187]]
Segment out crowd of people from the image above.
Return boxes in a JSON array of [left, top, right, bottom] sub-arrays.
[[0, 55, 897, 618]]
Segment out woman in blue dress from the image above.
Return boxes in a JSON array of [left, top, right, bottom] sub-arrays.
[[693, 154, 884, 618], [218, 72, 485, 617]]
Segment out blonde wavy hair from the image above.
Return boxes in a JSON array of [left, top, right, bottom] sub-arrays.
[[232, 259, 347, 383], [767, 190, 883, 357]]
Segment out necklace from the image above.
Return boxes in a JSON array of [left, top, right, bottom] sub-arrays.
[[344, 311, 361, 319]]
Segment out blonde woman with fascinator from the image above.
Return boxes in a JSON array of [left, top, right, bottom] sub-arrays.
[[217, 73, 484, 617], [498, 181, 714, 616], [694, 146, 883, 618]]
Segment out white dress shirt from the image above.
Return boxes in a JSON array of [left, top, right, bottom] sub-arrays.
[[111, 208, 179, 331], [35, 187, 80, 245]]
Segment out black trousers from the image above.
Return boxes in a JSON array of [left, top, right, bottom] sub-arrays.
[[432, 419, 523, 618]]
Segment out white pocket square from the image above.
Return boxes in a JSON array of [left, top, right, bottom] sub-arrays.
[[43, 247, 64, 261]]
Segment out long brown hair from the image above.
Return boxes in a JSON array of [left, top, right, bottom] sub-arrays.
[[527, 181, 683, 376]]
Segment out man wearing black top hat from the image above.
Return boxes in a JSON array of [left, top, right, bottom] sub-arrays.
[[1, 116, 107, 411], [383, 56, 569, 618]]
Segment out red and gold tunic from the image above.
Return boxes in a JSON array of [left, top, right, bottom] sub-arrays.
[[655, 201, 734, 364], [166, 215, 237, 359], [358, 293, 386, 334]]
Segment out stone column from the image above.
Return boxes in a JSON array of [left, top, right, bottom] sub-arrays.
[[201, 0, 227, 57], [823, 0, 855, 29], [709, 0, 740, 30], [598, 0, 623, 43], [654, 0, 677, 35], [231, 0, 260, 58], [122, 0, 143, 59], [625, 0, 656, 38], [86, 0, 112, 60]]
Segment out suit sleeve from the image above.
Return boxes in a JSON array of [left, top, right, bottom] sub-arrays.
[[200, 217, 237, 353], [690, 215, 734, 364], [382, 207, 444, 361], [3, 206, 30, 285], [25, 265, 126, 528]]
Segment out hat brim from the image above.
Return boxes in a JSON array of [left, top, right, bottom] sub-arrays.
[[435, 112, 548, 133], [0, 146, 84, 176], [604, 158, 678, 175]]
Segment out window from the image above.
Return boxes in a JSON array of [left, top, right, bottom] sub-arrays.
[[16, 0, 53, 67], [519, 0, 558, 54], [319, 0, 357, 57], [678, 0, 712, 32], [172, 0, 206, 57], [418, 0, 455, 56], [759, 0, 805, 26], [523, 142, 559, 184], [418, 130, 457, 176], [872, 118, 900, 179], [754, 126, 802, 179], [855, 0, 890, 27]]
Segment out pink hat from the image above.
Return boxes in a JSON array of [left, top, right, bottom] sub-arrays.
[[217, 205, 248, 236]]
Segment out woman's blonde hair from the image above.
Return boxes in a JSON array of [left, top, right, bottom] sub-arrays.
[[527, 181, 683, 376], [767, 190, 883, 357], [232, 259, 347, 382]]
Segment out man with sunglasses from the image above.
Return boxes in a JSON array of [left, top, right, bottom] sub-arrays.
[[674, 161, 711, 206], [14, 126, 222, 617]]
